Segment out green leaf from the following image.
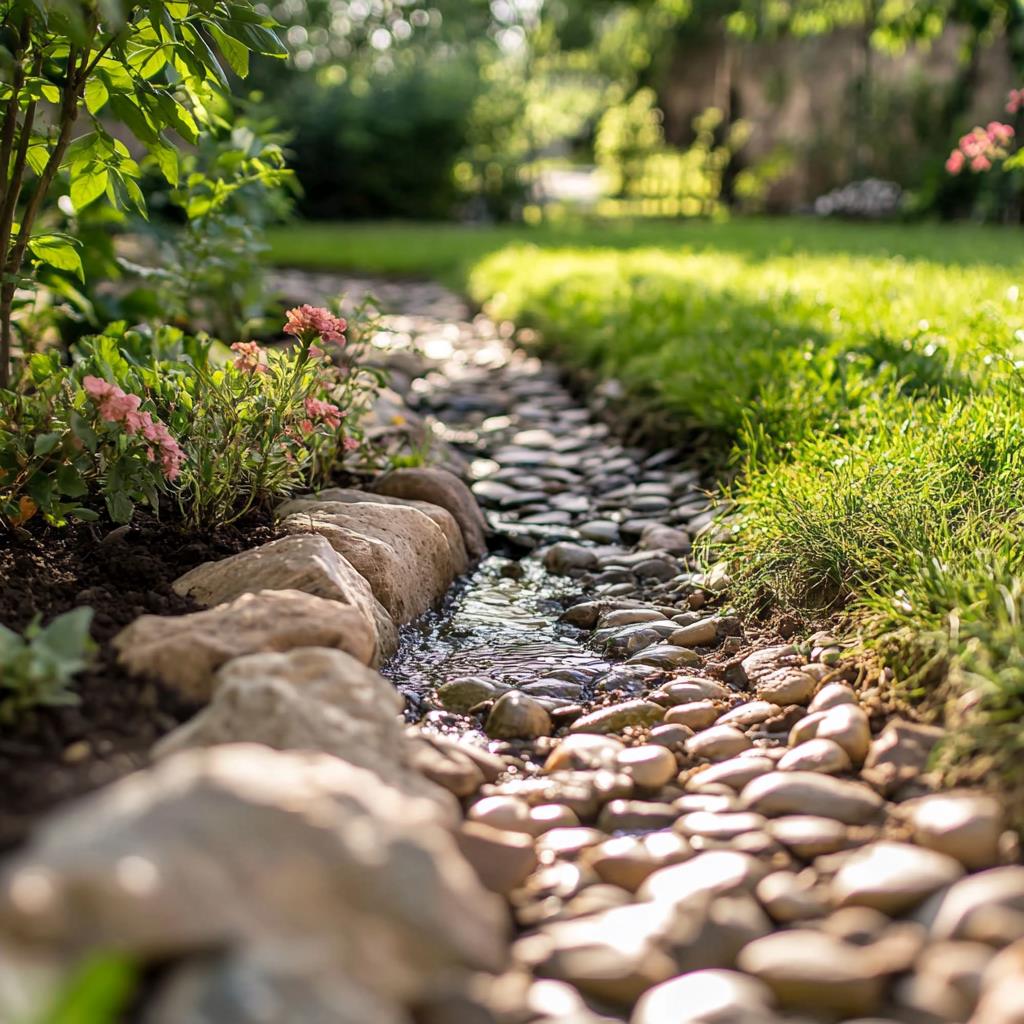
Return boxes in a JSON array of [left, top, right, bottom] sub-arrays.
[[108, 90, 158, 146], [28, 234, 84, 281], [26, 144, 49, 175], [36, 953, 137, 1024], [154, 93, 199, 145], [70, 164, 109, 211], [151, 138, 179, 187], [56, 463, 89, 498], [33, 432, 62, 456], [70, 507, 100, 522], [84, 77, 109, 114], [208, 24, 250, 78], [106, 489, 135, 524], [34, 607, 95, 675], [216, 18, 288, 57], [70, 411, 98, 453]]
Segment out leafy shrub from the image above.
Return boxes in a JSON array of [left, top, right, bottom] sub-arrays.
[[0, 607, 95, 722], [2, 301, 382, 532], [0, 0, 287, 387]]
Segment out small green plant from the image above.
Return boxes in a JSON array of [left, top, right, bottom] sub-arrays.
[[0, 607, 95, 721], [0, 349, 182, 528]]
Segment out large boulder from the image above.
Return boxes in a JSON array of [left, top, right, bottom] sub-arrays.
[[171, 534, 397, 663], [279, 493, 468, 579], [278, 501, 459, 623], [113, 590, 376, 702], [151, 648, 443, 803], [0, 745, 509, 1019], [371, 468, 488, 561]]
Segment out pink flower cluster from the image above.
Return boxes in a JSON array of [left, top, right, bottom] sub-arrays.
[[284, 305, 347, 344], [1007, 88, 1024, 115], [82, 376, 185, 481], [303, 396, 344, 429], [230, 341, 269, 374], [946, 122, 1016, 174]]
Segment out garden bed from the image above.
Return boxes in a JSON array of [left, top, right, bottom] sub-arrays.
[[0, 512, 276, 848]]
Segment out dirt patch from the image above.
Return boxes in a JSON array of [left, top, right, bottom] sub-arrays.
[[0, 510, 277, 849]]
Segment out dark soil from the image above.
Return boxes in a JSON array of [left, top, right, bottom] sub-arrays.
[[0, 510, 277, 850]]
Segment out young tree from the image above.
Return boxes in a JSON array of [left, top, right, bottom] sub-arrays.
[[0, 0, 285, 386]]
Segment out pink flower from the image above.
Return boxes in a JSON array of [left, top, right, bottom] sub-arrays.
[[987, 121, 1015, 146], [971, 154, 992, 172], [1008, 89, 1023, 115], [283, 305, 347, 345], [83, 375, 116, 400], [303, 396, 344, 429], [342, 436, 360, 452], [230, 341, 268, 374], [946, 150, 965, 175]]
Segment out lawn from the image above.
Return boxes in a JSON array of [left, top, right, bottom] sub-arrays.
[[268, 217, 1024, 815]]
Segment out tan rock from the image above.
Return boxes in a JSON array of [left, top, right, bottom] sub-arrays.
[[587, 832, 692, 892], [756, 871, 829, 923], [569, 701, 665, 734], [862, 719, 944, 794], [894, 940, 993, 1023], [778, 738, 852, 775], [816, 703, 871, 765], [638, 851, 766, 906], [279, 501, 458, 623], [372, 467, 488, 560], [543, 734, 624, 772], [662, 678, 732, 703], [915, 866, 1024, 945], [456, 822, 537, 895], [904, 791, 1004, 870], [0, 745, 507, 998], [833, 841, 965, 915], [631, 970, 778, 1024], [686, 726, 752, 762], [615, 746, 678, 791], [115, 590, 376, 702], [667, 618, 718, 648], [665, 701, 720, 730], [689, 756, 776, 793], [486, 692, 552, 740], [756, 668, 817, 706], [766, 816, 851, 859], [738, 931, 887, 1016], [468, 796, 534, 834], [171, 533, 396, 663], [741, 772, 884, 825], [283, 490, 469, 576], [808, 683, 858, 713]]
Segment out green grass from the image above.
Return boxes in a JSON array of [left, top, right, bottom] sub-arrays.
[[270, 216, 1024, 817]]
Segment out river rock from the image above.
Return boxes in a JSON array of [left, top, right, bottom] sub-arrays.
[[405, 732, 500, 798], [638, 523, 691, 556], [456, 822, 538, 895], [914, 866, 1024, 945], [778, 738, 852, 775], [279, 501, 458, 623], [894, 940, 993, 1023], [468, 796, 534, 834], [629, 644, 702, 670], [514, 901, 678, 1006], [808, 683, 858, 713], [686, 727, 752, 762], [862, 719, 944, 793], [740, 772, 884, 825], [0, 745, 507, 1009], [665, 701, 719, 730], [486, 692, 552, 740], [544, 734, 624, 773], [740, 646, 803, 684], [544, 543, 599, 575], [755, 669, 817, 707], [662, 678, 732, 703], [631, 970, 778, 1024], [832, 840, 964, 915], [587, 833, 692, 892], [638, 851, 766, 906], [765, 816, 851, 859], [569, 701, 665, 735], [114, 590, 377, 702], [371, 467, 488, 560], [615, 746, 679, 791], [171, 534, 397, 663], [668, 618, 718, 648], [438, 677, 512, 713], [689, 756, 775, 792], [815, 703, 871, 765], [738, 931, 886, 1016], [903, 791, 1004, 870]]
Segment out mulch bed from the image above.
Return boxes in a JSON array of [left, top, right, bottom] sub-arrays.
[[0, 510, 277, 850]]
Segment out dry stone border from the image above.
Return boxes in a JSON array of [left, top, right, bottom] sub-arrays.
[[0, 276, 1022, 1024]]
